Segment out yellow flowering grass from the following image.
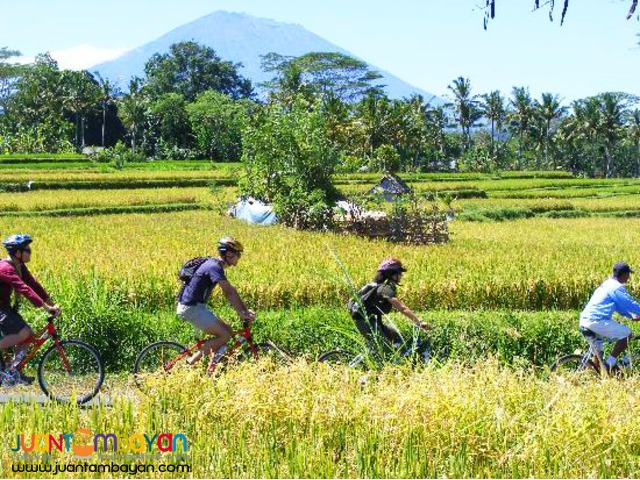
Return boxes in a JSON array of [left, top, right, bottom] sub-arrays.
[[2, 361, 640, 478], [1, 211, 639, 310]]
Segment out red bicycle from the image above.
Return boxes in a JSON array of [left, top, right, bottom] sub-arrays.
[[0, 312, 104, 404], [133, 318, 289, 388]]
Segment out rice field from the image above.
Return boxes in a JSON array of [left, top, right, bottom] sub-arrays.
[[3, 361, 640, 478], [4, 162, 640, 477]]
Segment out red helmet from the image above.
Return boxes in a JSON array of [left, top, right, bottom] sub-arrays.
[[377, 257, 407, 274]]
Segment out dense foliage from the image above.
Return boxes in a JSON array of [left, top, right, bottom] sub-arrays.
[[1, 41, 640, 177]]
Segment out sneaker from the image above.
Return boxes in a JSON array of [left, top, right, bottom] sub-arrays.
[[13, 370, 34, 385], [602, 363, 620, 376]]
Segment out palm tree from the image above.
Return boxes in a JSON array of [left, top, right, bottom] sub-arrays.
[[94, 72, 119, 147], [447, 77, 480, 151], [61, 70, 101, 149], [508, 87, 534, 168], [598, 93, 626, 177], [535, 93, 566, 169], [117, 77, 148, 154], [480, 90, 505, 160], [626, 109, 640, 176]]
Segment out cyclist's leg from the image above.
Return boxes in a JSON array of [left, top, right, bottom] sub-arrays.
[[352, 312, 378, 352], [379, 319, 403, 349], [583, 319, 631, 366], [178, 304, 232, 364], [0, 309, 32, 351]]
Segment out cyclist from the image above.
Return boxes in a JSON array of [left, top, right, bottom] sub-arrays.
[[176, 236, 255, 366], [580, 261, 640, 371], [349, 257, 431, 352], [0, 234, 60, 384]]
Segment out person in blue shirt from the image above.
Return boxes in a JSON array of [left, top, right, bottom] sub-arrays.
[[580, 262, 640, 370], [176, 237, 255, 366]]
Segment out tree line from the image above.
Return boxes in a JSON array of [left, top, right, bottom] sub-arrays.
[[1, 42, 640, 177]]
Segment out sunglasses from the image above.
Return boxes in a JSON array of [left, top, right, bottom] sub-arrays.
[[22, 248, 32, 253]]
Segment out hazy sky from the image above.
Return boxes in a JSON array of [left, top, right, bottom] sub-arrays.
[[2, 0, 639, 102]]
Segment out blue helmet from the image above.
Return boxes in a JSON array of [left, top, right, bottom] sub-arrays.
[[3, 234, 33, 253]]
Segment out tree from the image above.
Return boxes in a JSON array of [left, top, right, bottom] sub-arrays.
[[480, 90, 505, 160], [534, 92, 566, 169], [508, 87, 534, 168], [0, 47, 24, 115], [144, 41, 252, 102], [117, 77, 148, 154], [261, 52, 383, 103], [240, 96, 339, 229], [5, 53, 74, 153], [598, 92, 627, 177], [186, 90, 250, 161], [148, 92, 191, 155], [447, 76, 481, 151], [626, 109, 640, 175], [61, 70, 101, 149], [483, 1, 638, 28], [94, 72, 119, 147], [353, 90, 394, 160]]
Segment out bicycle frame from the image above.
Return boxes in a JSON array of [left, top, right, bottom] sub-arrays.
[[2, 315, 70, 373], [580, 332, 638, 371], [165, 320, 258, 374]]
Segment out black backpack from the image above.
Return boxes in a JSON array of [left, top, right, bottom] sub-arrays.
[[347, 282, 379, 317], [178, 257, 211, 284]]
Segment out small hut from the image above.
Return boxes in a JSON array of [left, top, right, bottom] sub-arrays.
[[367, 173, 411, 201]]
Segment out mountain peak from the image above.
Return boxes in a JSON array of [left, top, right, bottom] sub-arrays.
[[92, 11, 441, 101]]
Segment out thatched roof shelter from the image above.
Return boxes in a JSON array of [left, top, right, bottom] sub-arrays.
[[367, 173, 412, 200]]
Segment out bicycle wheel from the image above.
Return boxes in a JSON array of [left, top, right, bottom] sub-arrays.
[[133, 341, 187, 390], [38, 340, 104, 405], [0, 355, 5, 386], [550, 354, 599, 375], [237, 342, 290, 365], [319, 350, 367, 369]]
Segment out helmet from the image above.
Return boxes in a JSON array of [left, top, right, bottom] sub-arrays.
[[217, 236, 244, 254], [3, 234, 33, 253], [377, 257, 407, 274]]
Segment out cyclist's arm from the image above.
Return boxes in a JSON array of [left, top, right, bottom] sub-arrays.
[[218, 279, 253, 321], [0, 264, 48, 308], [388, 297, 431, 330], [611, 287, 640, 319]]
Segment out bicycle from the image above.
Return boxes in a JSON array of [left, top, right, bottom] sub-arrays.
[[0, 312, 104, 404], [319, 331, 431, 369], [550, 326, 640, 376], [133, 318, 290, 388]]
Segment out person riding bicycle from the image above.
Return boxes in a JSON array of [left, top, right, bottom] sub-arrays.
[[580, 262, 640, 371], [0, 234, 60, 384], [176, 236, 255, 366], [348, 257, 431, 352]]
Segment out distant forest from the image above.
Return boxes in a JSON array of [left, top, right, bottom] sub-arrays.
[[1, 41, 639, 177]]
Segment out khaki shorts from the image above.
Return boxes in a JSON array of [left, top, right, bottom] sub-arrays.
[[580, 317, 632, 340], [176, 303, 224, 332]]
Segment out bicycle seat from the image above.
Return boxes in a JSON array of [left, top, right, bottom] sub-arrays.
[[580, 326, 599, 338]]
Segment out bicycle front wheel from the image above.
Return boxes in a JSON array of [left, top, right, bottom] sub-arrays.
[[319, 350, 367, 369], [133, 341, 187, 390], [550, 354, 599, 375], [237, 342, 290, 365], [38, 340, 104, 405]]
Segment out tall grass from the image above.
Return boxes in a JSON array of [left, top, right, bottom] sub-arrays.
[[2, 361, 640, 478]]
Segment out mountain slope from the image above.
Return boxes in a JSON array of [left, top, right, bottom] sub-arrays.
[[92, 11, 441, 102]]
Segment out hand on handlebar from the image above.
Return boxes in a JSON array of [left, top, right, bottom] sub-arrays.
[[241, 310, 256, 323], [44, 304, 61, 316], [632, 313, 640, 321], [418, 321, 432, 331]]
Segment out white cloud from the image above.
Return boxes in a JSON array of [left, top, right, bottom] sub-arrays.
[[49, 44, 129, 70]]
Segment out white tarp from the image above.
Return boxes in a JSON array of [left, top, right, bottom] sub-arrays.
[[230, 197, 277, 225]]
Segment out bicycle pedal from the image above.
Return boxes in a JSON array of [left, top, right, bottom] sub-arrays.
[[0, 371, 19, 387]]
